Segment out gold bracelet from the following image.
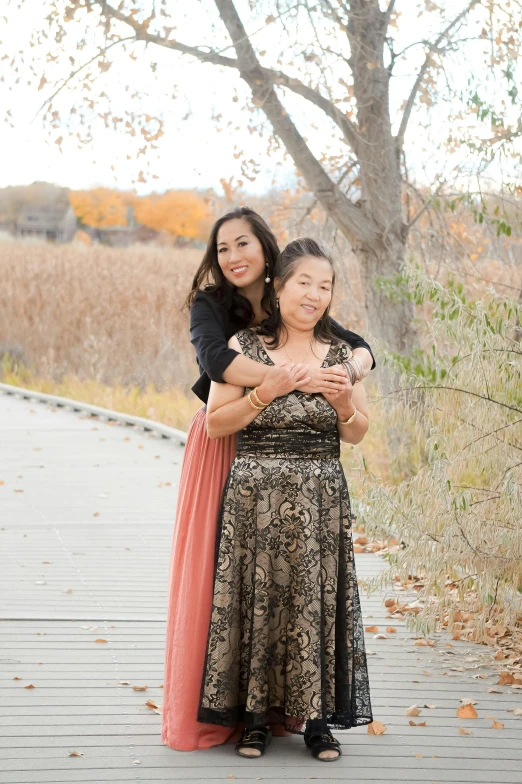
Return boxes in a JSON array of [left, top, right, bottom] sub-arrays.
[[338, 405, 357, 426], [252, 387, 269, 408], [247, 390, 266, 410]]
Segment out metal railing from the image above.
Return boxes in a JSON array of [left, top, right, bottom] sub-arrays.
[[0, 381, 187, 445]]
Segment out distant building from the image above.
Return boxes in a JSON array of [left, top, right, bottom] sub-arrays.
[[16, 204, 77, 242]]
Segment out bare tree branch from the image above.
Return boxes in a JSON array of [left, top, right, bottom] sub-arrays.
[[396, 0, 482, 150], [92, 1, 363, 153], [480, 121, 522, 146], [34, 35, 136, 119], [212, 0, 377, 242]]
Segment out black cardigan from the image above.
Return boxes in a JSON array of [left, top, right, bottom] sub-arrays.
[[190, 289, 376, 404]]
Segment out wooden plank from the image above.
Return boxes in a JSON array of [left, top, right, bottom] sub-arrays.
[[1, 392, 521, 784]]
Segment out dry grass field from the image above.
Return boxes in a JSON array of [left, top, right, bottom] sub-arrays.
[[0, 239, 389, 477], [0, 242, 202, 390], [1, 235, 519, 481]]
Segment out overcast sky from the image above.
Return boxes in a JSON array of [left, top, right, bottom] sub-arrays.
[[0, 1, 518, 196]]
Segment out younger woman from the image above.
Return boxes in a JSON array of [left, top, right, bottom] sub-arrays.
[[162, 208, 374, 752]]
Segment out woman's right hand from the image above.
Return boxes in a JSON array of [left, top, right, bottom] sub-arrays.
[[256, 361, 311, 404], [299, 364, 350, 395]]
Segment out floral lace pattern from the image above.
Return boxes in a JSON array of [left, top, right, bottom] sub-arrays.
[[197, 330, 372, 733]]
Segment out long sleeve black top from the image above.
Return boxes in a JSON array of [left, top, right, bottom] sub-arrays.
[[190, 289, 376, 404]]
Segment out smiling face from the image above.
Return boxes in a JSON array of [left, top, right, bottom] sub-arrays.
[[276, 255, 334, 331], [216, 218, 266, 289]]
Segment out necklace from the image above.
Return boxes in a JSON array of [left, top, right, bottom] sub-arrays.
[[283, 339, 314, 364]]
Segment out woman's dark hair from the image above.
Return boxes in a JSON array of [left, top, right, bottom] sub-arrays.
[[184, 206, 279, 327], [258, 237, 337, 349]]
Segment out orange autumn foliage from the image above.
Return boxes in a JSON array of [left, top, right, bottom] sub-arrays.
[[69, 187, 128, 229], [133, 190, 209, 240]]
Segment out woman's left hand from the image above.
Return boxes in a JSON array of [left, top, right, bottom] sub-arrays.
[[323, 367, 355, 418]]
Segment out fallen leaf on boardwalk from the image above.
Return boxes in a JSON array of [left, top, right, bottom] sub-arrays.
[[423, 704, 437, 709], [456, 704, 478, 719], [458, 727, 472, 735], [132, 760, 141, 765], [14, 489, 24, 493], [63, 589, 73, 594], [13, 677, 21, 681], [408, 720, 427, 726], [384, 598, 396, 608], [93, 512, 100, 517], [367, 720, 387, 735], [68, 751, 84, 757], [472, 673, 488, 679], [24, 684, 35, 689], [422, 671, 432, 676], [509, 708, 522, 715], [374, 633, 388, 639], [415, 753, 423, 758], [365, 626, 379, 633], [0, 481, 4, 485], [494, 650, 505, 661], [414, 639, 434, 647], [488, 688, 503, 694], [498, 671, 515, 685], [42, 561, 50, 564], [405, 705, 421, 717], [132, 685, 148, 691], [386, 627, 397, 633], [460, 698, 478, 706], [120, 681, 130, 686], [491, 721, 504, 729], [138, 445, 144, 449], [145, 699, 162, 713], [124, 437, 130, 441], [94, 638, 107, 644]]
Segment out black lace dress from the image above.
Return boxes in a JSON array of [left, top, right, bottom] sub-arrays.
[[197, 330, 373, 733]]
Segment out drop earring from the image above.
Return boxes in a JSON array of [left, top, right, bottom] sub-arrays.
[[265, 262, 271, 284]]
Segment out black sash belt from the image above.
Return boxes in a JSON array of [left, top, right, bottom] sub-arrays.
[[237, 428, 340, 460]]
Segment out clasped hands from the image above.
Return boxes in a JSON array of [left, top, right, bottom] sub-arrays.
[[255, 361, 354, 419]]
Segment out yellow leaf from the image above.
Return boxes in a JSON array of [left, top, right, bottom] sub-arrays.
[[94, 638, 107, 644], [491, 720, 504, 729], [365, 626, 379, 633], [458, 727, 473, 735]]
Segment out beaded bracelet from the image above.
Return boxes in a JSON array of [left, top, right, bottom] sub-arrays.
[[343, 361, 356, 385]]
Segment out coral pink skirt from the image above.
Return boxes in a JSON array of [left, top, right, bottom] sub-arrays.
[[162, 408, 237, 751]]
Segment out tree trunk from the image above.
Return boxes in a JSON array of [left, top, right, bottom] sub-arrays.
[[357, 232, 415, 354]]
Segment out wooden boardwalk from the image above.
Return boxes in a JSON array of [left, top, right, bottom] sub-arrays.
[[0, 390, 520, 783]]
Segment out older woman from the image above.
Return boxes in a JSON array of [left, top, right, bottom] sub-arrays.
[[197, 238, 373, 762]]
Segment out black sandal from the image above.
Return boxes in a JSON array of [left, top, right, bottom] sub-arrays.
[[305, 731, 342, 762], [235, 725, 272, 758]]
